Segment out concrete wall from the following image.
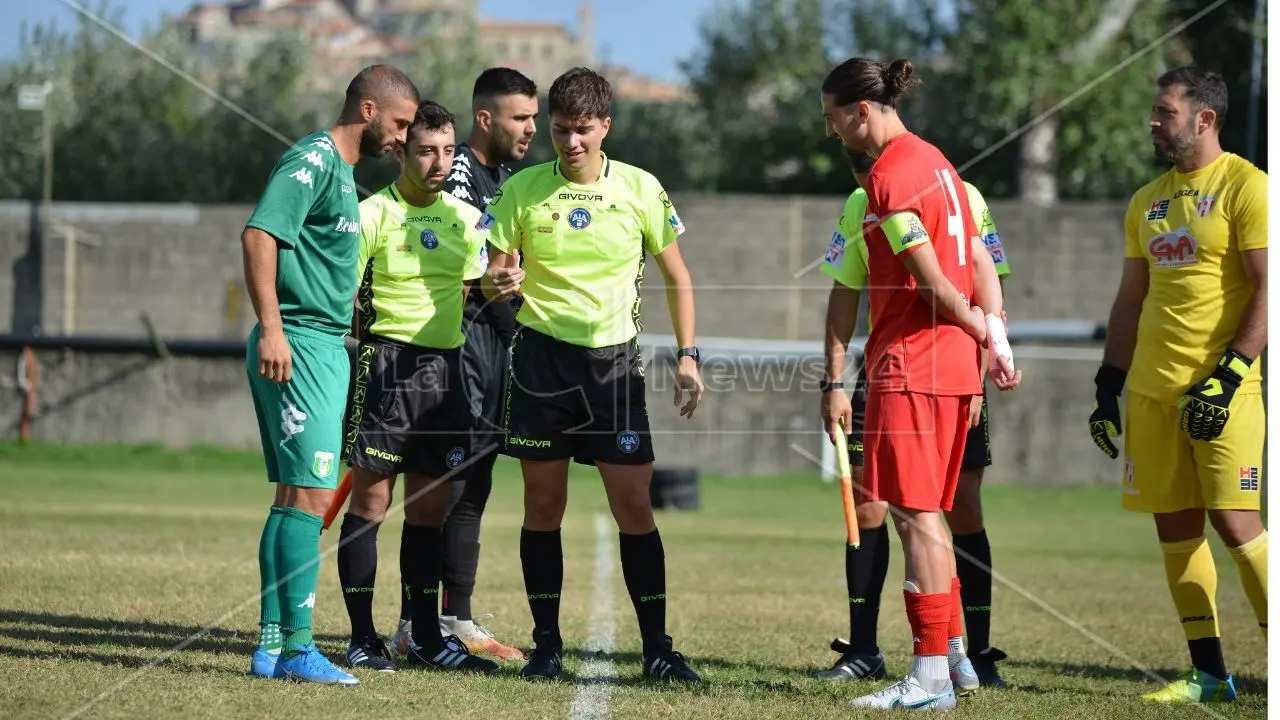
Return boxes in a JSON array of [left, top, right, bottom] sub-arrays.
[[0, 197, 1204, 486]]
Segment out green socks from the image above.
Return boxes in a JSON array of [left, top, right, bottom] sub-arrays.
[[257, 507, 284, 653], [275, 506, 324, 658]]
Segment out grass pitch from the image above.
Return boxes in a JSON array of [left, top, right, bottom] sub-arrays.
[[0, 442, 1266, 719]]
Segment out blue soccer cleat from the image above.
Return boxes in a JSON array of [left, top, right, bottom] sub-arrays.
[[250, 649, 284, 679], [277, 645, 360, 685]]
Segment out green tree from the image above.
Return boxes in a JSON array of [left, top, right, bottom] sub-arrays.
[[945, 0, 1172, 202], [681, 0, 847, 193]]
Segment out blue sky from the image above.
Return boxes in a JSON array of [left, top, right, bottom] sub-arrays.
[[0, 0, 712, 82]]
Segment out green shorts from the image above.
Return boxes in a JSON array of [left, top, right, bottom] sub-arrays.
[[246, 324, 351, 489]]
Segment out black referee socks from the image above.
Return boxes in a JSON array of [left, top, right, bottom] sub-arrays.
[[521, 528, 564, 638], [620, 530, 667, 656]]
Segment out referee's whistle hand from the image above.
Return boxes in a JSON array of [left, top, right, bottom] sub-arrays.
[[674, 358, 703, 419]]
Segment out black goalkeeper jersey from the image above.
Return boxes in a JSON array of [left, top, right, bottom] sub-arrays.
[[446, 142, 516, 340]]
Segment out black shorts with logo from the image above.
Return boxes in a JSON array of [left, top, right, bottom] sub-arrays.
[[503, 327, 654, 465], [848, 364, 992, 471], [342, 335, 474, 479]]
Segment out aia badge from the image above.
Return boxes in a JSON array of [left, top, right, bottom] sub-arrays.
[[1197, 195, 1217, 218], [420, 229, 439, 250], [567, 208, 591, 230], [1148, 226, 1197, 268], [1146, 199, 1170, 221], [1239, 466, 1260, 492]]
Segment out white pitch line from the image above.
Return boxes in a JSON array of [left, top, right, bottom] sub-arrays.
[[569, 514, 617, 720]]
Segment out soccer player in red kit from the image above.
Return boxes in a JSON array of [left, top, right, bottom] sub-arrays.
[[819, 56, 1021, 710]]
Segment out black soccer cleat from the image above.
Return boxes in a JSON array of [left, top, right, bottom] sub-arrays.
[[968, 647, 1008, 688], [814, 638, 888, 681], [345, 636, 397, 672], [521, 630, 564, 682], [642, 635, 702, 683], [402, 634, 499, 674]]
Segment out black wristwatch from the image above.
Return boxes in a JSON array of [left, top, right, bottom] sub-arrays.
[[676, 346, 701, 366], [819, 379, 844, 392]]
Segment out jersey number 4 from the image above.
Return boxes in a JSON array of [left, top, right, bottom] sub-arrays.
[[934, 168, 966, 267]]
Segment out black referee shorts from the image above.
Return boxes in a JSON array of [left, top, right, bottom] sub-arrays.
[[460, 316, 509, 460], [503, 326, 654, 465], [342, 335, 473, 480], [847, 364, 992, 471]]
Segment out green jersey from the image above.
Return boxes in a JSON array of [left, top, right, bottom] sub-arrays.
[[245, 130, 361, 341], [356, 183, 486, 348], [821, 181, 1010, 294], [477, 154, 685, 348]]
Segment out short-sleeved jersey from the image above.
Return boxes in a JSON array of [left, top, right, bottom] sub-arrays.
[[861, 133, 981, 396], [445, 142, 513, 280], [477, 154, 685, 348], [355, 183, 486, 349], [1124, 152, 1267, 402], [245, 130, 360, 341], [822, 182, 1010, 294]]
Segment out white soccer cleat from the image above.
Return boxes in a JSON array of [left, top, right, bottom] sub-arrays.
[[439, 614, 525, 661], [386, 618, 412, 659], [851, 675, 958, 711], [949, 654, 980, 695]]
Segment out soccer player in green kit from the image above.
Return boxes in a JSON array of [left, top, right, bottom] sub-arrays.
[[243, 64, 418, 685], [480, 67, 705, 683]]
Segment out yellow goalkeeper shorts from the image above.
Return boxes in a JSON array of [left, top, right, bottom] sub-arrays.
[[1121, 389, 1265, 513]]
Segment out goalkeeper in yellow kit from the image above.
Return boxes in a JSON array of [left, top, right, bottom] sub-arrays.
[[1090, 66, 1267, 704]]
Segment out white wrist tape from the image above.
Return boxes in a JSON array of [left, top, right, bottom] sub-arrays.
[[985, 313, 1014, 369]]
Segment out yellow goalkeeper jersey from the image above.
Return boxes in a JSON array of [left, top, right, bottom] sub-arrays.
[[1124, 152, 1267, 403]]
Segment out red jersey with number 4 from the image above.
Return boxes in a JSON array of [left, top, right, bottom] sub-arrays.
[[862, 133, 981, 396]]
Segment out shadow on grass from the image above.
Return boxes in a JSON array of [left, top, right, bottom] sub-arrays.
[[1008, 658, 1268, 696], [0, 610, 349, 661]]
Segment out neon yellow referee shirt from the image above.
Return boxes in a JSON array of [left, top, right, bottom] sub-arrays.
[[477, 154, 686, 348]]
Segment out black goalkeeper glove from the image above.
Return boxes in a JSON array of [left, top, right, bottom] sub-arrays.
[[1088, 364, 1126, 459], [1178, 349, 1251, 441]]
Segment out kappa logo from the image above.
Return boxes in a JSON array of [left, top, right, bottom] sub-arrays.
[[302, 150, 324, 168], [450, 185, 470, 200], [1148, 226, 1198, 268], [279, 400, 307, 446], [289, 168, 314, 188]]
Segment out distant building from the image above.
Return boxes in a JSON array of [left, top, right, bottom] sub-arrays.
[[171, 0, 683, 101]]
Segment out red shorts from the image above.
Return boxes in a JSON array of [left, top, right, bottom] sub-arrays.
[[861, 390, 971, 512]]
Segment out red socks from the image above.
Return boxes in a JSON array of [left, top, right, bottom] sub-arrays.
[[904, 588, 951, 656]]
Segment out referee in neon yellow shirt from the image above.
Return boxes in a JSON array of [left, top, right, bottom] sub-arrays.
[[480, 67, 705, 684]]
